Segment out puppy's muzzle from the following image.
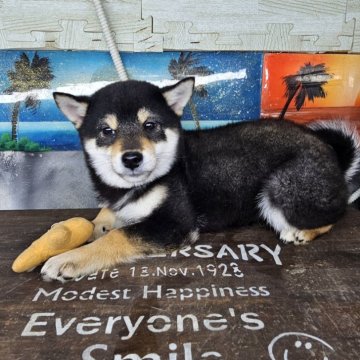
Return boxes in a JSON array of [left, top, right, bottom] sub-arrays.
[[122, 151, 143, 170]]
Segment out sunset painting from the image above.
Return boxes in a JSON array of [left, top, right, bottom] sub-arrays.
[[261, 53, 360, 127]]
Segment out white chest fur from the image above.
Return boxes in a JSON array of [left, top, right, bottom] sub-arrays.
[[114, 185, 168, 228]]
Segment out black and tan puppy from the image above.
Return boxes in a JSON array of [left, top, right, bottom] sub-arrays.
[[42, 78, 360, 281]]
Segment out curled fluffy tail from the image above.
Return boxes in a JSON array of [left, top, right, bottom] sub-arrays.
[[308, 120, 360, 204]]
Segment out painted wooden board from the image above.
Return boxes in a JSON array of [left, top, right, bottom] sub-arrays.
[[0, 0, 359, 52], [261, 53, 360, 125], [0, 51, 262, 152], [0, 208, 359, 359]]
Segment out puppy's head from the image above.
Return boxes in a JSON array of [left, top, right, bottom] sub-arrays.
[[54, 78, 194, 189]]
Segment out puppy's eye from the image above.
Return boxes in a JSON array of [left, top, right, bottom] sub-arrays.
[[101, 127, 115, 136], [143, 121, 157, 130]]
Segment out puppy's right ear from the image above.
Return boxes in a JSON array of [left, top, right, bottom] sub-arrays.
[[53, 92, 90, 129]]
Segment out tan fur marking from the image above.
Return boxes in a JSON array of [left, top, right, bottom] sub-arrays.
[[111, 139, 123, 156], [297, 225, 333, 243], [73, 229, 158, 267], [137, 108, 151, 124], [104, 114, 119, 130], [140, 136, 155, 152], [90, 208, 116, 241], [95, 229, 146, 260]]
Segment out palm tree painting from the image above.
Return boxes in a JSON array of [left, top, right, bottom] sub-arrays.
[[168, 52, 213, 129], [279, 63, 332, 120], [5, 52, 54, 141]]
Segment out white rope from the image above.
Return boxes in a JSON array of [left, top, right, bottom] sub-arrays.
[[92, 0, 129, 81]]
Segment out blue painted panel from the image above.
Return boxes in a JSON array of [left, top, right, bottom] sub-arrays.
[[0, 51, 263, 150]]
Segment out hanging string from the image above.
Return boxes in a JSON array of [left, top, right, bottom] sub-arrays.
[[92, 0, 129, 81]]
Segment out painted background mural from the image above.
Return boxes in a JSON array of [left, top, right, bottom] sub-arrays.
[[0, 51, 359, 209]]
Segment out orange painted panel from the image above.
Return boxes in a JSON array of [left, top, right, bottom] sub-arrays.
[[261, 53, 360, 126]]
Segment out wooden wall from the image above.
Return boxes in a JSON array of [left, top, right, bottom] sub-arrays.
[[0, 0, 359, 53]]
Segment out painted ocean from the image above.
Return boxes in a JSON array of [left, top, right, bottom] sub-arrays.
[[0, 121, 81, 150], [0, 119, 250, 150]]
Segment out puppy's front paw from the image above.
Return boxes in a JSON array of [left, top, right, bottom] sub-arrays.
[[41, 251, 83, 282]]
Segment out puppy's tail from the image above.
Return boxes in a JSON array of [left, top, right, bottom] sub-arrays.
[[308, 120, 360, 204]]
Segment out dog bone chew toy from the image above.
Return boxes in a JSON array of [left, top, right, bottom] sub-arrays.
[[12, 217, 94, 273], [12, 208, 117, 273]]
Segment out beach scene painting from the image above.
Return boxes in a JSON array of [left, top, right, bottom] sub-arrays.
[[0, 51, 263, 151], [261, 53, 360, 127]]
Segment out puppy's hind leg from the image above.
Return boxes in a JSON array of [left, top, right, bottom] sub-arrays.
[[294, 225, 333, 245], [258, 192, 334, 245], [258, 155, 346, 245], [258, 191, 299, 244]]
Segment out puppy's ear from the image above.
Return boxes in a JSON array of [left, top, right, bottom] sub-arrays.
[[161, 77, 195, 116], [53, 92, 90, 129]]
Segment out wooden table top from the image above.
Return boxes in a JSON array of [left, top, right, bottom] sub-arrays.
[[0, 208, 359, 360]]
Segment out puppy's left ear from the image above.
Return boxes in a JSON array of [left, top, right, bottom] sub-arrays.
[[161, 77, 195, 116], [53, 92, 90, 129]]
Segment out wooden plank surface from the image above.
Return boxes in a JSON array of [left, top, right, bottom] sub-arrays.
[[0, 208, 359, 359]]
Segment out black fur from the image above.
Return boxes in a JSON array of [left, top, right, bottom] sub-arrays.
[[184, 120, 348, 231], [311, 126, 355, 175]]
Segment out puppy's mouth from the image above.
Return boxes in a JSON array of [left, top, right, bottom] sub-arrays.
[[112, 163, 155, 185], [121, 169, 151, 181]]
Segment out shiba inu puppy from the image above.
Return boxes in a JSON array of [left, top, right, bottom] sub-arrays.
[[42, 77, 360, 282]]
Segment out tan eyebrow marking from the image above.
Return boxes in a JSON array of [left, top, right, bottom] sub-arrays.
[[103, 114, 119, 130], [137, 108, 152, 124]]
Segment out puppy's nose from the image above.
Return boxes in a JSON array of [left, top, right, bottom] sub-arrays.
[[122, 151, 143, 170]]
